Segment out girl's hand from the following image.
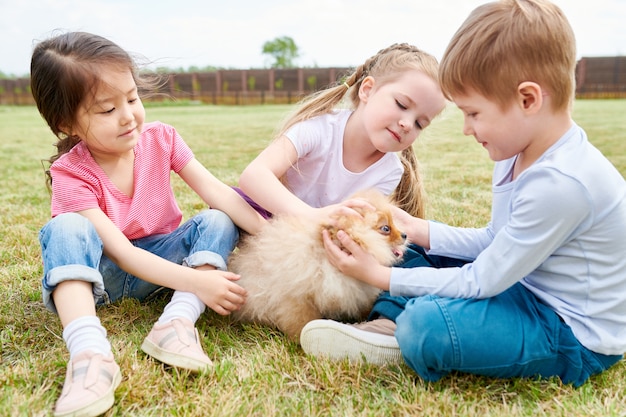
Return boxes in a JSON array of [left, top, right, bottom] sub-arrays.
[[314, 197, 374, 224], [191, 269, 248, 315], [322, 229, 391, 290], [313, 204, 355, 224]]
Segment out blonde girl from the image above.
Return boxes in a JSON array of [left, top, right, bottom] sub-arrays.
[[237, 43, 445, 221]]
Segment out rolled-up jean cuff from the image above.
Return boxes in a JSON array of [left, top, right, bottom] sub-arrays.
[[183, 251, 227, 271], [42, 264, 105, 315]]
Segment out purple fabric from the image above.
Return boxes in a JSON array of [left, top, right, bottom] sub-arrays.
[[232, 187, 273, 219]]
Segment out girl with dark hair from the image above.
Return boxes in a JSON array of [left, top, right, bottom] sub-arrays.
[[31, 31, 266, 416]]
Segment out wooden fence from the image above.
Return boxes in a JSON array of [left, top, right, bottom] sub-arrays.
[[2, 57, 626, 105], [0, 67, 352, 106], [575, 56, 626, 98]]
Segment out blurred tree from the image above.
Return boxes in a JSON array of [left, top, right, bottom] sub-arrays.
[[262, 36, 299, 68]]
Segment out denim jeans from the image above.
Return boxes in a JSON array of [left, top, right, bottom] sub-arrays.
[[39, 210, 239, 314], [372, 244, 622, 387]]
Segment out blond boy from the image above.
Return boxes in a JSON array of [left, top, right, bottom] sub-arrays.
[[300, 0, 626, 386]]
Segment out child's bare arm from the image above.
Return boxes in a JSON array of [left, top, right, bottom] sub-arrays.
[[238, 135, 316, 218], [178, 158, 268, 235], [78, 208, 247, 314]]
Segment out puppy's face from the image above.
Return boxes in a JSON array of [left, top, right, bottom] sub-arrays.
[[324, 192, 407, 266]]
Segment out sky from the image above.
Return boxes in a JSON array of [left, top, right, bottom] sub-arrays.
[[1, 0, 625, 77]]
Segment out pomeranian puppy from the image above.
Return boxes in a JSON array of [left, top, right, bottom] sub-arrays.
[[228, 189, 407, 342]]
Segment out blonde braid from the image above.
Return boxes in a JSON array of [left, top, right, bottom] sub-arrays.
[[391, 147, 426, 218]]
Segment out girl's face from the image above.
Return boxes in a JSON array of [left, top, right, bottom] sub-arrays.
[[359, 70, 445, 153], [72, 67, 145, 160]]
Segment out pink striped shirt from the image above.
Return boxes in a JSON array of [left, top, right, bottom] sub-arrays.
[[50, 121, 194, 240]]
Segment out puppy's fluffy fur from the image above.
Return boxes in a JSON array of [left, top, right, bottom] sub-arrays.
[[228, 189, 407, 341]]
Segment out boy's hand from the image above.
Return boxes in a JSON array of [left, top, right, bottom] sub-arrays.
[[322, 229, 391, 290], [390, 205, 430, 249]]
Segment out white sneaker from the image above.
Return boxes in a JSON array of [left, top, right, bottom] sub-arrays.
[[300, 319, 402, 366]]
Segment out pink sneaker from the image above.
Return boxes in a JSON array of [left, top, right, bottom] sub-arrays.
[[141, 318, 213, 372], [53, 350, 121, 417], [300, 319, 402, 366]]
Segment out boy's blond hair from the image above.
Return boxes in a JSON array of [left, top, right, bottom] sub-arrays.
[[439, 0, 576, 112]]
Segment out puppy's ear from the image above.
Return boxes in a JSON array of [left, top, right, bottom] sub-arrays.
[[319, 221, 340, 244], [331, 215, 350, 235], [324, 223, 338, 238]]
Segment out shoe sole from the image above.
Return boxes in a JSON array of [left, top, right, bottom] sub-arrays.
[[54, 368, 122, 417], [141, 338, 213, 372], [300, 320, 403, 366]]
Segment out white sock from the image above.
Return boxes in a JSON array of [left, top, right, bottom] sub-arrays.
[[157, 291, 206, 325], [63, 316, 111, 359]]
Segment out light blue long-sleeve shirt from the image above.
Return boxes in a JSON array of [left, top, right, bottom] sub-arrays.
[[390, 123, 626, 355]]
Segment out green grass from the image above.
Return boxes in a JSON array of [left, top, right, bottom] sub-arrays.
[[1, 100, 625, 416]]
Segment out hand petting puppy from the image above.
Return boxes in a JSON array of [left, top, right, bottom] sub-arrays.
[[322, 228, 392, 291]]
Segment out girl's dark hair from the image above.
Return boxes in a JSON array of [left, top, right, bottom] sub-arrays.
[[30, 31, 161, 188]]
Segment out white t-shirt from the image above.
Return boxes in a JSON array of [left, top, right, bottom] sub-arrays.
[[284, 109, 404, 207]]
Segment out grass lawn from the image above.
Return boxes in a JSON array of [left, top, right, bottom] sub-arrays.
[[0, 99, 625, 416]]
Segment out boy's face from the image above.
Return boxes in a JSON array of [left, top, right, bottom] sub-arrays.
[[452, 90, 530, 162]]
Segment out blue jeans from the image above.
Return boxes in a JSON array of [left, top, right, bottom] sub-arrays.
[[39, 210, 239, 314], [372, 244, 622, 387]]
